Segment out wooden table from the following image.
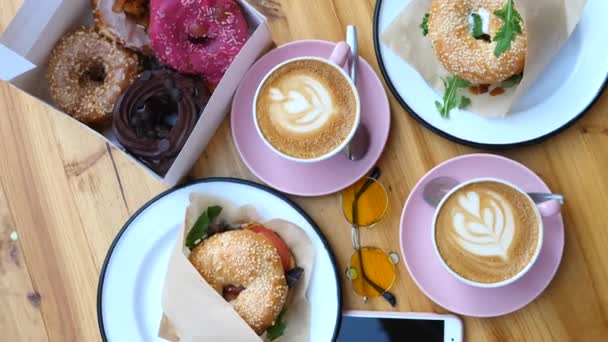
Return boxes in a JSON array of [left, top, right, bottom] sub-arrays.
[[1, 0, 607, 341]]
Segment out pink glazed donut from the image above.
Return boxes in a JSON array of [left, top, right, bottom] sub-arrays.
[[149, 0, 248, 86]]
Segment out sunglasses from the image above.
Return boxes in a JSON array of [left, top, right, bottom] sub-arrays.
[[341, 167, 397, 306]]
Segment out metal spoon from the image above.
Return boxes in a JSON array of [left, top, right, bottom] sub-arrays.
[[422, 176, 565, 207], [344, 25, 370, 161]]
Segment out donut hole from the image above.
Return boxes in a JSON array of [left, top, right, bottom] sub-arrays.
[[188, 35, 212, 46], [187, 23, 214, 46], [130, 90, 178, 139], [80, 61, 107, 85]]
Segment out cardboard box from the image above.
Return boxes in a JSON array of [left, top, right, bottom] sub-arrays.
[[0, 0, 271, 185]]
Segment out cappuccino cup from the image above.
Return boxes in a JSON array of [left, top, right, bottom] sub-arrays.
[[432, 178, 561, 288], [253, 42, 361, 163]]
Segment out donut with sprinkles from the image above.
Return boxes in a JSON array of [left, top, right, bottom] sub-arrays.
[[46, 26, 138, 126], [149, 0, 249, 86]]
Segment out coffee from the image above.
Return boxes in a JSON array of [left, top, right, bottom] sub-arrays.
[[435, 181, 541, 284], [255, 59, 358, 160]]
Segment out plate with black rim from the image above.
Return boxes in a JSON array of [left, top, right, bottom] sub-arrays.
[[373, 0, 608, 148], [97, 178, 342, 341]]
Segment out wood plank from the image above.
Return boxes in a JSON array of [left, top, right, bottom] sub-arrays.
[[0, 178, 49, 342], [49, 112, 164, 267], [0, 83, 101, 342]]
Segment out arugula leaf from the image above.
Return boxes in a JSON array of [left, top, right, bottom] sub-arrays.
[[500, 73, 523, 88], [420, 13, 430, 36], [266, 309, 287, 341], [207, 205, 222, 222], [471, 13, 484, 38], [435, 76, 471, 118], [493, 0, 523, 57], [185, 206, 223, 250], [454, 95, 471, 109], [185, 211, 209, 250]]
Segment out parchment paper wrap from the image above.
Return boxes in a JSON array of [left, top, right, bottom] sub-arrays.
[[158, 193, 313, 341], [381, 0, 587, 117]]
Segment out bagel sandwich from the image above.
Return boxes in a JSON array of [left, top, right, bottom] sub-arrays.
[[185, 205, 304, 338], [424, 0, 527, 85]]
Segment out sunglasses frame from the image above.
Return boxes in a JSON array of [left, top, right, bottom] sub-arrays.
[[348, 246, 397, 299], [340, 174, 397, 306]]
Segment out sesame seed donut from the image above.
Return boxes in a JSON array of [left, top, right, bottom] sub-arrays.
[[46, 26, 138, 126], [149, 0, 248, 86], [189, 229, 288, 335], [428, 0, 527, 84]]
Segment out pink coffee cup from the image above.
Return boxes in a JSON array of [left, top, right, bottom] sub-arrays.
[[252, 42, 360, 163], [431, 177, 561, 288]]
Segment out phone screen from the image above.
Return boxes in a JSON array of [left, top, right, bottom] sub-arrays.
[[337, 315, 445, 342]]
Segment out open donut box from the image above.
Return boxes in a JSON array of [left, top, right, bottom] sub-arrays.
[[0, 0, 272, 186]]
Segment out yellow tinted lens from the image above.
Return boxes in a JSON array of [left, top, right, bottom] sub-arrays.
[[341, 178, 388, 227], [348, 247, 395, 297]]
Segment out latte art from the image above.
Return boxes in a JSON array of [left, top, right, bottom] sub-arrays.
[[255, 59, 358, 160], [435, 181, 541, 284], [452, 190, 515, 260], [267, 75, 335, 134]]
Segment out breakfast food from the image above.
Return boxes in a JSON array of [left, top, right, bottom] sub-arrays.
[[190, 229, 287, 335], [185, 206, 304, 337], [47, 26, 139, 126], [255, 59, 358, 160], [149, 0, 248, 85], [45, 0, 251, 176], [382, 0, 585, 118], [112, 69, 211, 175], [92, 0, 151, 53], [434, 181, 541, 284], [427, 0, 527, 85]]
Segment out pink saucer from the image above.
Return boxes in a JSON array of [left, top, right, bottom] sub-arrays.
[[231, 40, 390, 196], [400, 154, 565, 317]]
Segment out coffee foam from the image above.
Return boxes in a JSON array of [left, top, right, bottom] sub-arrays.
[[256, 59, 357, 159], [267, 76, 334, 134], [435, 181, 540, 284]]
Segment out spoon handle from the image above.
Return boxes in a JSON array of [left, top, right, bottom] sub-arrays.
[[528, 193, 565, 204], [347, 25, 358, 84]]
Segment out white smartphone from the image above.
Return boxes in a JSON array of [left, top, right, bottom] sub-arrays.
[[337, 310, 463, 342]]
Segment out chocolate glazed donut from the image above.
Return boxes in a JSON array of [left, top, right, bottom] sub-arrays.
[[113, 69, 210, 175]]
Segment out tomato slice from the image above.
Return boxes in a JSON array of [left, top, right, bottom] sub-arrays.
[[250, 225, 291, 271]]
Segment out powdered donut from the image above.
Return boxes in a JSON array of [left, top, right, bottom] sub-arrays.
[[46, 26, 138, 126], [428, 0, 527, 84], [149, 0, 248, 85]]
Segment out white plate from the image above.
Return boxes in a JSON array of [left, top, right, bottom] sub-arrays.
[[374, 0, 608, 148], [97, 178, 342, 341]]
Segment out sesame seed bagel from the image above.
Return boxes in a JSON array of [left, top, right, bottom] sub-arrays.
[[428, 0, 527, 84], [46, 26, 138, 126], [188, 229, 288, 335]]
